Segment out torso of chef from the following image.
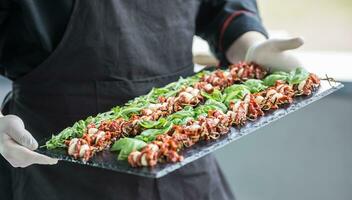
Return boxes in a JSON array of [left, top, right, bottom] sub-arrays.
[[0, 1, 266, 200]]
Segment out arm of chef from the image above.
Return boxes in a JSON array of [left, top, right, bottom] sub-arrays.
[[195, 0, 268, 65], [195, 0, 305, 72]]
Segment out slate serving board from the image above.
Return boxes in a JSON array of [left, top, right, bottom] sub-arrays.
[[36, 80, 343, 178]]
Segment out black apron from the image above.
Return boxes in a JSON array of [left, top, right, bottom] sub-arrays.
[[0, 0, 235, 199]]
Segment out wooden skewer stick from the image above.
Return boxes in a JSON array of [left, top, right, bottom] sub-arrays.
[[321, 74, 336, 87]]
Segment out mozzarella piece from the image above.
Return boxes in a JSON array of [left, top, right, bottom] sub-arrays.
[[148, 144, 159, 152], [233, 101, 242, 111], [79, 144, 90, 158], [244, 102, 249, 114], [159, 103, 168, 110], [214, 118, 220, 124], [68, 138, 79, 155], [131, 151, 141, 162], [142, 108, 153, 115], [95, 131, 106, 144], [224, 71, 230, 77], [88, 128, 98, 136], [190, 88, 200, 96], [227, 111, 235, 119], [255, 96, 265, 105], [298, 80, 307, 91], [179, 92, 193, 102], [233, 112, 238, 121], [185, 87, 194, 93], [213, 77, 220, 83], [271, 93, 283, 103], [243, 94, 250, 103], [148, 103, 162, 110], [204, 84, 213, 91], [237, 68, 244, 77], [140, 153, 148, 166], [189, 124, 201, 131]]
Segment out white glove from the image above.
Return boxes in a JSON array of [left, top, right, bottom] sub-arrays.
[[245, 37, 305, 72], [0, 115, 58, 167]]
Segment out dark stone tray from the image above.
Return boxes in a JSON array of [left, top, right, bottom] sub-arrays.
[[36, 80, 343, 178]]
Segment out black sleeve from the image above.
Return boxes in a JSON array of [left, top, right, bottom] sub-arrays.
[[196, 0, 268, 63], [0, 0, 12, 75]]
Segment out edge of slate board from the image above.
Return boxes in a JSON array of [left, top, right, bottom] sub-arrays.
[[36, 81, 344, 178]]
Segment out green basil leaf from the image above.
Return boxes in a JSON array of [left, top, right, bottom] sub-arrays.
[[91, 112, 115, 126], [223, 85, 250, 106], [111, 138, 147, 160], [167, 106, 194, 121], [263, 73, 289, 86], [201, 89, 223, 102], [177, 116, 194, 125], [223, 84, 249, 95], [135, 123, 173, 143], [194, 104, 218, 117], [244, 79, 268, 93], [273, 71, 290, 76], [204, 99, 228, 113], [288, 67, 309, 85], [111, 106, 121, 115], [139, 118, 168, 129], [117, 107, 144, 119]]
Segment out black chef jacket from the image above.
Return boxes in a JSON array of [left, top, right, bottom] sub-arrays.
[[0, 0, 267, 80], [0, 1, 268, 200]]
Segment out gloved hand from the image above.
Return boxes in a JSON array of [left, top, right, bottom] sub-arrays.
[[0, 114, 58, 167], [245, 37, 305, 72]]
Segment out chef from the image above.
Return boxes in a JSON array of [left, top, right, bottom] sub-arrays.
[[0, 0, 303, 199]]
